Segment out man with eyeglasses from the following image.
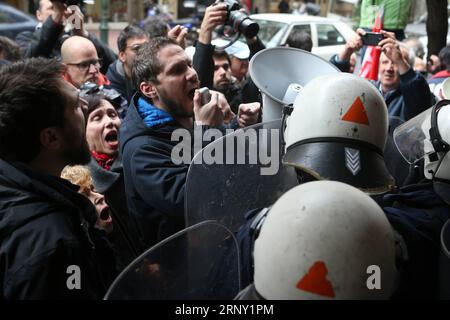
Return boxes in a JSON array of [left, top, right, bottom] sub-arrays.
[[61, 36, 109, 89], [106, 25, 150, 105], [15, 0, 116, 75]]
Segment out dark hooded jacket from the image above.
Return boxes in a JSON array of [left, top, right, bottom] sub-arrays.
[[120, 94, 192, 249], [87, 155, 144, 271], [0, 159, 116, 299], [120, 92, 243, 249]]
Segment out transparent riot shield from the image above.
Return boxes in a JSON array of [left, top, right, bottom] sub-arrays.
[[104, 221, 241, 300], [185, 119, 298, 232], [439, 219, 450, 299]]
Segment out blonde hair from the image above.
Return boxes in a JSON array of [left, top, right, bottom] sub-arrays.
[[61, 165, 94, 196]]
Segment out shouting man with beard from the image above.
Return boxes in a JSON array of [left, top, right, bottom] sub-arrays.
[[0, 58, 117, 299], [121, 37, 259, 249]]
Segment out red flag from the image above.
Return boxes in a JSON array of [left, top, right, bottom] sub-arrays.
[[359, 5, 384, 81], [242, 0, 253, 13]]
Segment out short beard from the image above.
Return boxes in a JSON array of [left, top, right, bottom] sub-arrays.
[[214, 82, 229, 94], [159, 92, 193, 119], [62, 135, 92, 166]]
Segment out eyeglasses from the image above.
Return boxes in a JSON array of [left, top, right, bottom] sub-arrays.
[[67, 59, 102, 72], [214, 63, 230, 71]]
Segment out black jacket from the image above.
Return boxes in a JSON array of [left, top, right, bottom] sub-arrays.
[[105, 60, 136, 105], [15, 16, 117, 75], [87, 156, 143, 270], [0, 159, 116, 299], [120, 94, 191, 249]]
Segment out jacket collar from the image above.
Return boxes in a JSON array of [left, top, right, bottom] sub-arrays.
[[0, 159, 96, 224], [137, 96, 174, 128]]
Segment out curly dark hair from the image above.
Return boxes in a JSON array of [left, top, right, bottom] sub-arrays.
[[285, 30, 312, 52], [0, 58, 67, 162]]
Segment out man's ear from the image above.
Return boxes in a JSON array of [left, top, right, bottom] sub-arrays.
[[140, 81, 158, 100], [61, 64, 73, 84], [118, 51, 126, 64], [36, 10, 42, 22], [39, 127, 62, 151]]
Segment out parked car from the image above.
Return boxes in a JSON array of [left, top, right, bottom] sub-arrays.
[[0, 3, 37, 40], [249, 13, 356, 60]]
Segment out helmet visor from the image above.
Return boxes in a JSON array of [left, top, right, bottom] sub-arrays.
[[393, 108, 432, 164]]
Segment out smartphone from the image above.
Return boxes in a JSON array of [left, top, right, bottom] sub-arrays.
[[199, 87, 211, 105], [362, 32, 384, 46]]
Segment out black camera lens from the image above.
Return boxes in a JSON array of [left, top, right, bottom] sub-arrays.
[[229, 11, 259, 38]]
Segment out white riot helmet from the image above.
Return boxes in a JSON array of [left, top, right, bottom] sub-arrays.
[[282, 73, 394, 194], [239, 181, 396, 300], [394, 99, 450, 202], [442, 77, 450, 100]]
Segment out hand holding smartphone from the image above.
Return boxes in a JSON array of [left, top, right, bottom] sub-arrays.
[[361, 32, 384, 46], [199, 87, 211, 105]]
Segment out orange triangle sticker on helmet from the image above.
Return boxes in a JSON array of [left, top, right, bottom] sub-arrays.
[[296, 261, 335, 298], [342, 96, 370, 126]]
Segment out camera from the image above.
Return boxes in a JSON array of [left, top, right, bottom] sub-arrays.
[[361, 32, 384, 47], [218, 0, 259, 38]]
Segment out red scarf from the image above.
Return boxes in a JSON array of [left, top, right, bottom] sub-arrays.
[[431, 70, 450, 79], [62, 72, 111, 86], [91, 151, 115, 171]]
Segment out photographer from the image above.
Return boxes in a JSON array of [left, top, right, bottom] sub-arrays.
[[15, 0, 116, 75], [193, 2, 263, 113], [329, 28, 364, 73]]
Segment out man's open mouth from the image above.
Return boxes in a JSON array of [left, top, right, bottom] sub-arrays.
[[188, 88, 197, 100]]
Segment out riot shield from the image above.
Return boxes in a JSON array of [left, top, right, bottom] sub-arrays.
[[104, 221, 241, 300], [185, 119, 298, 232], [440, 219, 450, 299]]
